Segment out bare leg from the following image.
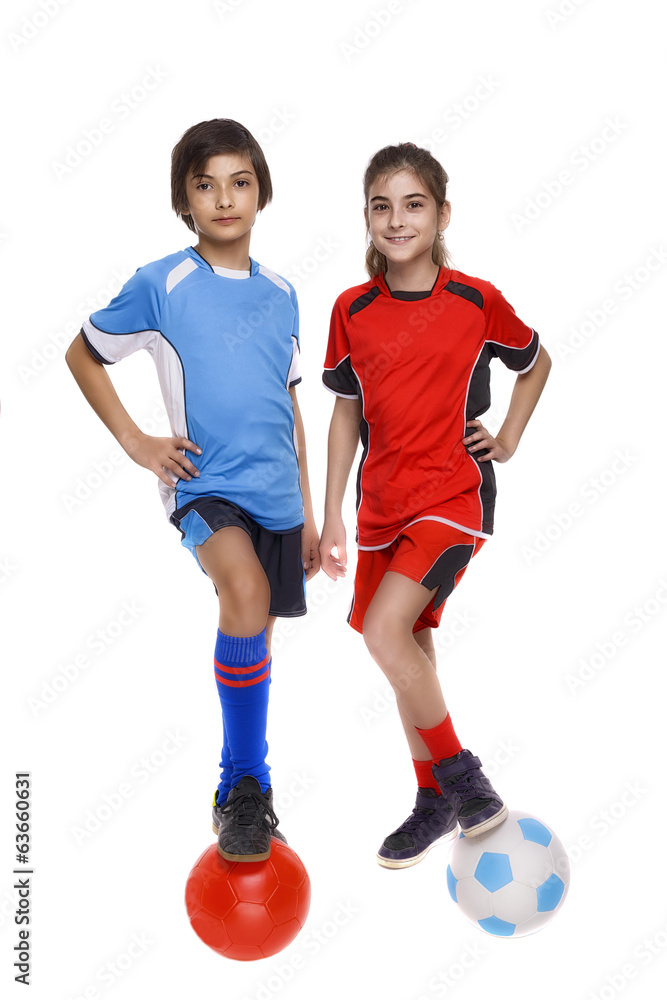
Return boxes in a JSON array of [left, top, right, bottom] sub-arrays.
[[265, 616, 277, 658], [196, 526, 270, 635], [396, 627, 439, 760], [363, 571, 449, 732]]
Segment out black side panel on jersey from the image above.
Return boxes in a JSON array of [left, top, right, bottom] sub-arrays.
[[466, 342, 497, 534], [349, 286, 381, 318], [467, 343, 494, 424], [477, 460, 496, 535], [355, 414, 370, 541]]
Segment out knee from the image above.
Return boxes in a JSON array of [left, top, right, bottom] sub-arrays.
[[216, 568, 269, 615], [363, 608, 401, 663]]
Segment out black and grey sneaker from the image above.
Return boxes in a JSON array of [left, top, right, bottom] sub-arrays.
[[376, 788, 458, 869], [212, 776, 286, 862], [432, 749, 508, 837]]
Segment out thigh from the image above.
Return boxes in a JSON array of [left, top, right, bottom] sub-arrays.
[[196, 524, 263, 581], [348, 544, 396, 634], [351, 543, 439, 638], [362, 570, 440, 671], [395, 521, 484, 630], [196, 525, 271, 623], [365, 569, 439, 636]]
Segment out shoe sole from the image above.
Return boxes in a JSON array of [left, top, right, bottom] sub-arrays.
[[376, 826, 459, 869], [460, 804, 509, 838], [212, 821, 275, 862], [217, 844, 271, 862]]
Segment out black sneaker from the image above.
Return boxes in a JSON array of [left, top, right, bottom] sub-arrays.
[[376, 788, 458, 869], [432, 749, 508, 837], [212, 776, 286, 862]]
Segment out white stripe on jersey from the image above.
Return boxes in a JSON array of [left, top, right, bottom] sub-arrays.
[[166, 258, 197, 294], [258, 264, 290, 294]]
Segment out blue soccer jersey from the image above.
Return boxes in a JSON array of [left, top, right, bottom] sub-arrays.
[[82, 247, 304, 530]]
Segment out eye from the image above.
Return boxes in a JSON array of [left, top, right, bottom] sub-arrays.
[[408, 201, 423, 209], [235, 179, 250, 188], [196, 182, 213, 191], [372, 203, 389, 211]]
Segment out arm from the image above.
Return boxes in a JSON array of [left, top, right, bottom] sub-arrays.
[[319, 395, 362, 580], [464, 345, 552, 462], [65, 332, 201, 487], [289, 385, 320, 581]]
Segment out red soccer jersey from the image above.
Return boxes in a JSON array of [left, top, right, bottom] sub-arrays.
[[322, 267, 540, 549]]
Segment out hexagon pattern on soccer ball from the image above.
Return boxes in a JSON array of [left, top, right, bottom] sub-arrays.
[[185, 841, 311, 960], [446, 810, 569, 937]]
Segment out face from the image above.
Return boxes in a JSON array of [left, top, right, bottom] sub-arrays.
[[183, 152, 260, 250], [365, 169, 450, 270]]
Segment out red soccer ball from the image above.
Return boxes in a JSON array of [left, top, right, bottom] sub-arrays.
[[185, 839, 311, 961]]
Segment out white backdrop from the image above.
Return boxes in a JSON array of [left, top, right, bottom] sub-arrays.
[[2, 1, 666, 998]]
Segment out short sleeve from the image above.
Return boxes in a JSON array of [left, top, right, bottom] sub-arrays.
[[322, 294, 359, 397], [81, 266, 161, 364], [483, 283, 540, 373], [288, 335, 301, 387]]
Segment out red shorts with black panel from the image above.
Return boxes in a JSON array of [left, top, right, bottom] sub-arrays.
[[348, 519, 485, 634]]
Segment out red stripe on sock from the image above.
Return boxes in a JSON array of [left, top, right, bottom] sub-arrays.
[[214, 666, 270, 689], [214, 652, 270, 676], [416, 714, 462, 763]]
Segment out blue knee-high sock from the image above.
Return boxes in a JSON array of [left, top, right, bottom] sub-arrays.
[[217, 723, 233, 804], [214, 629, 271, 797]]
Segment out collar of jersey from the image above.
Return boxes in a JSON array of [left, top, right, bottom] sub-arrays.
[[376, 266, 451, 300], [185, 245, 258, 278]]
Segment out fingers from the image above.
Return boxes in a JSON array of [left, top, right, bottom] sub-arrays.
[[303, 535, 321, 581], [320, 557, 341, 582], [155, 467, 178, 489], [159, 452, 196, 482], [304, 552, 321, 582], [462, 419, 485, 446], [319, 542, 347, 582], [178, 438, 202, 457], [159, 439, 201, 482], [463, 420, 494, 456], [336, 540, 347, 568]]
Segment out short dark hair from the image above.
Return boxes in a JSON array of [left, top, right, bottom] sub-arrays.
[[171, 119, 272, 232]]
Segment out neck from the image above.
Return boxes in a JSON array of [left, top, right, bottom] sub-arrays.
[[194, 233, 252, 271], [384, 256, 440, 293]]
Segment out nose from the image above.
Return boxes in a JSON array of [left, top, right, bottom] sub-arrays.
[[216, 186, 233, 209]]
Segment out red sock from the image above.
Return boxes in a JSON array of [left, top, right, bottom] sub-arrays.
[[412, 758, 441, 795], [416, 714, 462, 763]]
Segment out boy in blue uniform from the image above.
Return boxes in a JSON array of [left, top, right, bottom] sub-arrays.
[[66, 119, 319, 861]]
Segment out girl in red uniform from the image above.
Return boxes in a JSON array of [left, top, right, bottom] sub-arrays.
[[320, 143, 551, 868]]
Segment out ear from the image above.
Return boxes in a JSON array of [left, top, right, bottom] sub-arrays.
[[439, 200, 452, 231]]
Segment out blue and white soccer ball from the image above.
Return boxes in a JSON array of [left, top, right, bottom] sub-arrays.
[[446, 810, 570, 937]]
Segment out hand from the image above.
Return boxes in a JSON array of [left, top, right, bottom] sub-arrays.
[[123, 432, 202, 488], [463, 420, 514, 463], [301, 519, 321, 582], [319, 517, 347, 581]]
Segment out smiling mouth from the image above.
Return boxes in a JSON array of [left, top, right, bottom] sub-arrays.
[[386, 236, 414, 242]]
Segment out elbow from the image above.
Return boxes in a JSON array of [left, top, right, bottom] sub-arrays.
[[64, 342, 75, 372], [539, 344, 552, 377]]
